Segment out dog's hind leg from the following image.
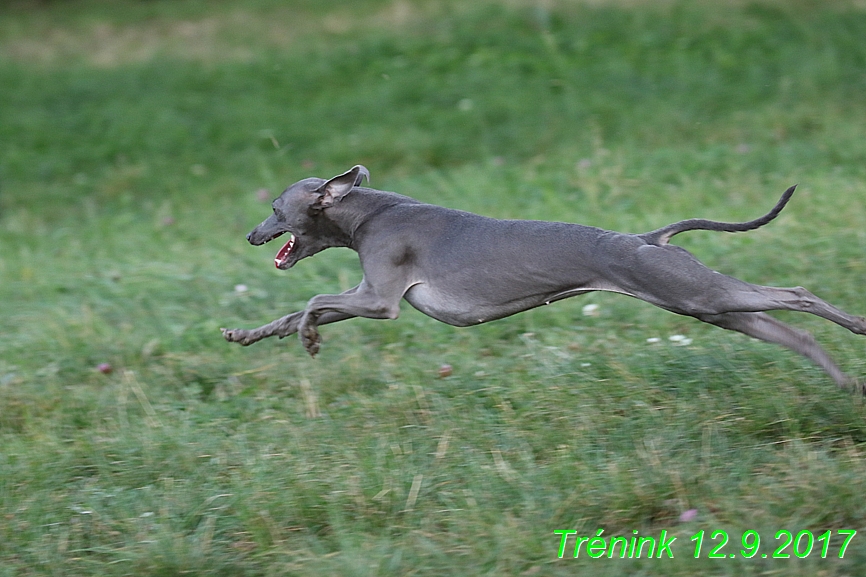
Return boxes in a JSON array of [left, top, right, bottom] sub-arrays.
[[617, 245, 866, 336], [697, 311, 855, 388], [710, 284, 866, 336]]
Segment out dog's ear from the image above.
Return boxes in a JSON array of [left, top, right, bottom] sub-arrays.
[[313, 165, 370, 209]]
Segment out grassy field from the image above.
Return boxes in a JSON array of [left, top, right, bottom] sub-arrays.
[[2, 0, 866, 574]]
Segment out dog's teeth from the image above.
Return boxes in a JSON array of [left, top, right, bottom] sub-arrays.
[[274, 235, 296, 268]]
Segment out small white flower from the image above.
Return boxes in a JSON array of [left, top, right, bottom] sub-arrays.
[[669, 334, 693, 346], [582, 303, 600, 317], [580, 362, 591, 368], [646, 337, 661, 344], [458, 98, 474, 111], [234, 284, 248, 293]]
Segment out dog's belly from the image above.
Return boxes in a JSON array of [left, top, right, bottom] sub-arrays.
[[402, 282, 602, 327], [402, 284, 485, 326]]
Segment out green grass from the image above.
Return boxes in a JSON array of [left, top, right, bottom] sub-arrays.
[[2, 0, 866, 575]]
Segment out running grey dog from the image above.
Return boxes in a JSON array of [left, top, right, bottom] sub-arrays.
[[223, 165, 865, 388]]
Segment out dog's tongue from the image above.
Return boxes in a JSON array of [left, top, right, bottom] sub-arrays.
[[274, 235, 295, 268]]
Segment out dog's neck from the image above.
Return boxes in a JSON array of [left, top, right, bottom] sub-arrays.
[[324, 188, 421, 249]]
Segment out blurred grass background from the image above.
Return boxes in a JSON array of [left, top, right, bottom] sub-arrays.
[[2, 0, 866, 575]]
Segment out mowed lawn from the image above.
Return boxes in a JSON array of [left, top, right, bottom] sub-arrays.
[[1, 0, 866, 575]]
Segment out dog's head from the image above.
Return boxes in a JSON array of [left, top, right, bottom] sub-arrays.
[[247, 165, 370, 269]]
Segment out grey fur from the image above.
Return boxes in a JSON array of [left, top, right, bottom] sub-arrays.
[[223, 165, 865, 389]]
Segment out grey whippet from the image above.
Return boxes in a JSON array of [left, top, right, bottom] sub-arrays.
[[223, 165, 865, 388]]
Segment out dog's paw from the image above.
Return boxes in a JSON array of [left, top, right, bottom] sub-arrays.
[[221, 328, 253, 346], [299, 324, 321, 357]]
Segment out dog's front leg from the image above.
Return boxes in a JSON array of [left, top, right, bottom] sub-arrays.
[[297, 287, 402, 356], [222, 314, 297, 345], [223, 286, 364, 346], [223, 310, 357, 345]]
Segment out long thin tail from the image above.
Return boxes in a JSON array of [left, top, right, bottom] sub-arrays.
[[639, 185, 796, 246]]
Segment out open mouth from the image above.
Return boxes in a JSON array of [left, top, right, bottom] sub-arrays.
[[274, 234, 296, 269]]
